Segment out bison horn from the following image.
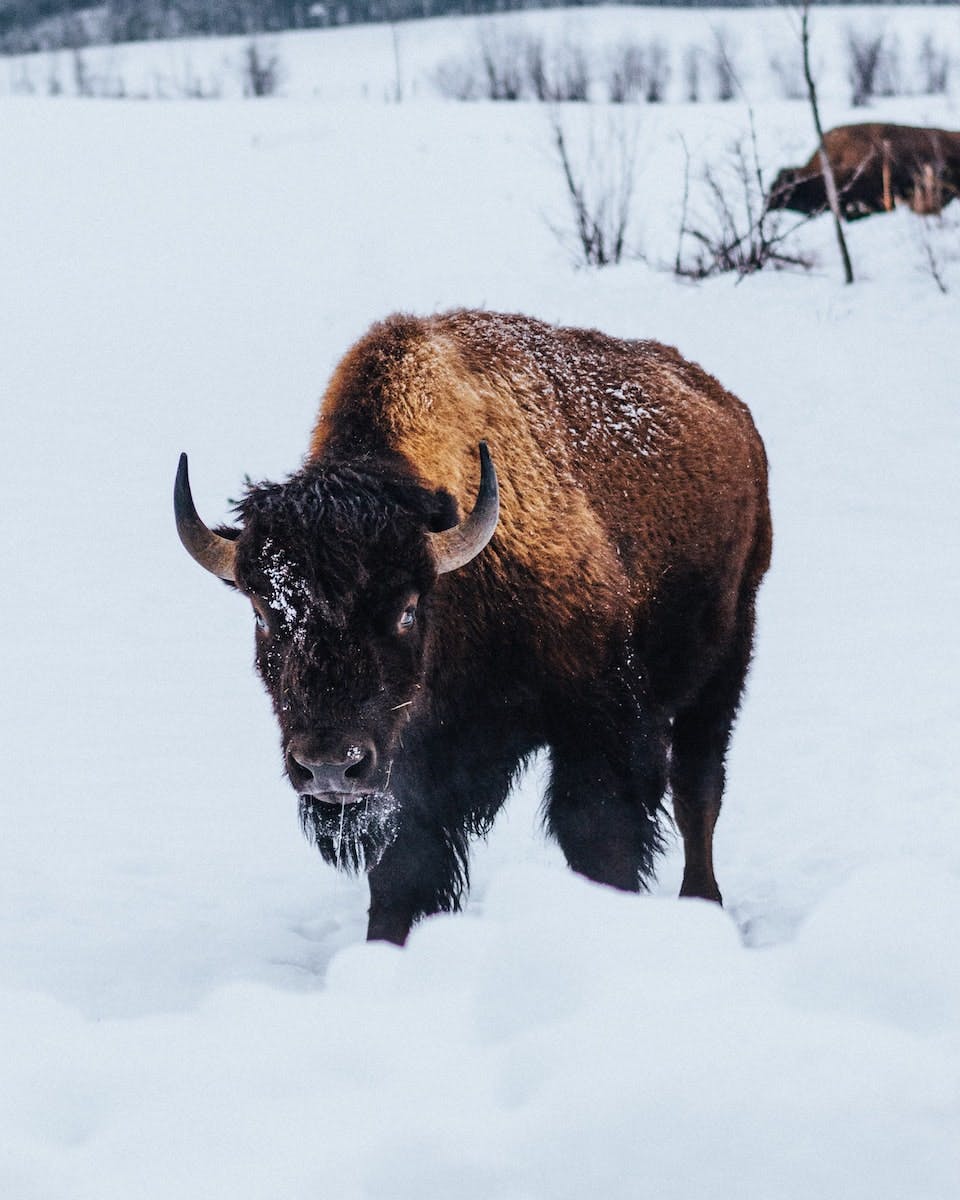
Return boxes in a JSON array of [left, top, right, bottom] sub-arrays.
[[174, 453, 238, 582], [429, 442, 500, 575]]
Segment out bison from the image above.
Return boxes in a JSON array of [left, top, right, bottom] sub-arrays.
[[175, 311, 771, 945], [766, 123, 960, 220]]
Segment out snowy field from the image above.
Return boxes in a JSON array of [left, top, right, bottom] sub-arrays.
[[2, 6, 959, 1198]]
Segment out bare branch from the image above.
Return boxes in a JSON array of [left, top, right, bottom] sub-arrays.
[[801, 2, 854, 284]]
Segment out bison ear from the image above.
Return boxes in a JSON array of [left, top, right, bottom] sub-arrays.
[[425, 489, 460, 533]]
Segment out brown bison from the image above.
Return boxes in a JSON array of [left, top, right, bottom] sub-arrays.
[[767, 123, 960, 219], [175, 311, 771, 945]]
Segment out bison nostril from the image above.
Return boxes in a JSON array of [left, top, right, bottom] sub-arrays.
[[343, 743, 377, 783], [286, 751, 313, 786], [344, 752, 372, 781]]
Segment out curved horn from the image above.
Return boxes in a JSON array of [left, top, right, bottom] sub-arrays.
[[174, 453, 238, 582], [429, 442, 500, 575]]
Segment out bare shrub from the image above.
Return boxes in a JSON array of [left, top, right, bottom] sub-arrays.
[[846, 28, 901, 107], [914, 210, 960, 294], [10, 62, 36, 95], [436, 31, 592, 103], [47, 58, 63, 96], [550, 42, 590, 102], [916, 34, 951, 96], [241, 41, 282, 98], [478, 28, 528, 100], [682, 44, 701, 103], [529, 39, 590, 102], [172, 63, 223, 100], [769, 49, 805, 100], [433, 58, 480, 101], [878, 35, 902, 96], [710, 27, 740, 102], [524, 34, 550, 100], [606, 41, 669, 103], [644, 41, 670, 103], [548, 111, 640, 267], [675, 126, 813, 280], [607, 43, 645, 104], [72, 48, 93, 97]]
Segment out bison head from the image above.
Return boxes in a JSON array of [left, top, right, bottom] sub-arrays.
[[175, 446, 498, 854], [765, 166, 800, 211], [766, 165, 828, 215]]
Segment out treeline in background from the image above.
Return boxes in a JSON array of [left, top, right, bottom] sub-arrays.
[[2, 0, 956, 55]]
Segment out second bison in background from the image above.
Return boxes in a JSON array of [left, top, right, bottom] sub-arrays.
[[767, 123, 960, 220]]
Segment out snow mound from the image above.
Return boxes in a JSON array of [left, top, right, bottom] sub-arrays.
[[2, 864, 959, 1198]]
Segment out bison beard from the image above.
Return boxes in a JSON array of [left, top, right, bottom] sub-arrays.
[[300, 792, 401, 874], [175, 310, 771, 945]]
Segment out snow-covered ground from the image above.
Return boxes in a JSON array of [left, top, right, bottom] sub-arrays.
[[1, 7, 959, 1198]]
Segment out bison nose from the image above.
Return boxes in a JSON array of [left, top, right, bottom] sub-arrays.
[[286, 738, 378, 794]]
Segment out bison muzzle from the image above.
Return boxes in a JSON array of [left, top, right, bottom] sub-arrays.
[[175, 310, 771, 945]]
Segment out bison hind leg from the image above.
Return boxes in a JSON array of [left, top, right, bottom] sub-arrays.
[[669, 597, 758, 906], [545, 700, 670, 894]]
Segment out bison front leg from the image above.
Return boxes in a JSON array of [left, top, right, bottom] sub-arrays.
[[365, 813, 466, 945], [366, 721, 531, 943]]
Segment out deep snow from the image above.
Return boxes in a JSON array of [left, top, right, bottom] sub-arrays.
[[1, 8, 959, 1199]]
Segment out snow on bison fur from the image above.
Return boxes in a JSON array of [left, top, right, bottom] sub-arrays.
[[767, 123, 960, 219], [175, 310, 771, 944]]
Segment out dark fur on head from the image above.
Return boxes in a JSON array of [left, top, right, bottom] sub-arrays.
[[226, 459, 458, 868]]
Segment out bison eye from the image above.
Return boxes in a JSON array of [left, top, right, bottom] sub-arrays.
[[250, 601, 271, 635], [398, 605, 417, 633]]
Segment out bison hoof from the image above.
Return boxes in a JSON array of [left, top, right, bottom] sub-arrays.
[[679, 875, 723, 905]]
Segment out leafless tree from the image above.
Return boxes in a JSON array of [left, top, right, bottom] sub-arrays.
[[801, 3, 854, 283]]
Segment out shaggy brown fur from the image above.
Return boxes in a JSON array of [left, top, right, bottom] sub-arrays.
[[766, 123, 960, 220], [307, 311, 770, 934], [310, 312, 769, 692], [181, 310, 771, 944]]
